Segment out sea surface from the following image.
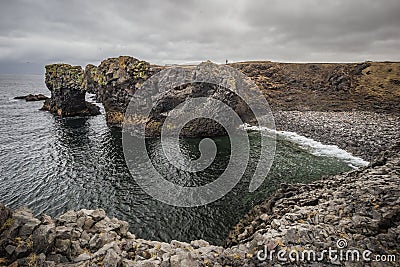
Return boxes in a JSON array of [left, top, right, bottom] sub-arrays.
[[0, 74, 367, 245]]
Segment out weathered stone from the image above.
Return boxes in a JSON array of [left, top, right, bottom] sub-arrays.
[[18, 219, 41, 237], [92, 217, 120, 232], [46, 253, 69, 264], [14, 243, 28, 256], [131, 259, 162, 267], [58, 210, 77, 224], [43, 260, 56, 267], [83, 216, 95, 230], [271, 219, 281, 229], [41, 64, 100, 117], [88, 234, 102, 250], [70, 240, 84, 256], [90, 209, 106, 222], [93, 241, 121, 258], [170, 252, 199, 267], [5, 244, 15, 255], [55, 238, 71, 253], [40, 214, 54, 225], [55, 226, 72, 239], [74, 253, 91, 262], [103, 249, 121, 267], [32, 223, 56, 253], [0, 203, 11, 227], [190, 240, 210, 249], [170, 240, 192, 250]]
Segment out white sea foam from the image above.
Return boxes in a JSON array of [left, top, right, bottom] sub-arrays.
[[241, 124, 369, 168]]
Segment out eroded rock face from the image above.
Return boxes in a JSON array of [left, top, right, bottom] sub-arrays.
[[45, 58, 400, 133], [82, 64, 99, 94], [82, 57, 259, 136], [125, 62, 261, 137], [231, 61, 400, 113], [41, 64, 100, 116], [83, 56, 153, 126]]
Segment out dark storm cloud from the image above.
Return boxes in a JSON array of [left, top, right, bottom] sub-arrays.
[[0, 0, 399, 73]]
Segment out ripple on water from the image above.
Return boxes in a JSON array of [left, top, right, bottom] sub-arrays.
[[0, 75, 355, 245]]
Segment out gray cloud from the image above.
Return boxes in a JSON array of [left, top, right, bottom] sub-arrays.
[[0, 0, 399, 74]]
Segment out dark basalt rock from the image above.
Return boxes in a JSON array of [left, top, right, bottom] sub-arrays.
[[82, 57, 257, 135], [14, 94, 48, 101], [128, 62, 259, 137], [82, 64, 99, 94], [40, 64, 100, 117], [83, 56, 154, 126], [44, 58, 400, 132]]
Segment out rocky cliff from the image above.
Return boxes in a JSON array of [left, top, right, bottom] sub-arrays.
[[231, 61, 400, 113], [82, 56, 155, 126], [79, 57, 262, 136], [41, 64, 100, 116], [43, 57, 400, 132]]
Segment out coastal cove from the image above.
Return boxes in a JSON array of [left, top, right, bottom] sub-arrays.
[[2, 0, 400, 264], [0, 64, 399, 266], [0, 74, 362, 245]]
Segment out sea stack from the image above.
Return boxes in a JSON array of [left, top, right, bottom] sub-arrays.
[[85, 56, 153, 126], [41, 64, 100, 116]]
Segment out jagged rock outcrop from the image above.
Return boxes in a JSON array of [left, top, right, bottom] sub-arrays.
[[83, 56, 154, 126], [41, 64, 100, 116], [82, 64, 99, 94], [82, 57, 260, 136], [44, 57, 400, 129], [124, 61, 262, 137]]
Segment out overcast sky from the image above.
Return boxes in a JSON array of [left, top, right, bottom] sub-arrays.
[[1, 0, 399, 74]]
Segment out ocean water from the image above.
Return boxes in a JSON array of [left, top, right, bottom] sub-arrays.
[[0, 74, 365, 245]]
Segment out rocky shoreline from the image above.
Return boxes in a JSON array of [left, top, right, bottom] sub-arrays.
[[3, 57, 399, 266], [39, 56, 400, 129], [273, 110, 400, 162], [1, 149, 399, 266]]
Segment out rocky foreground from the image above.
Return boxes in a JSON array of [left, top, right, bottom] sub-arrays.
[[1, 149, 399, 266]]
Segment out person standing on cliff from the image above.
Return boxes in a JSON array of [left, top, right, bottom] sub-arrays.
[[226, 59, 228, 64]]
